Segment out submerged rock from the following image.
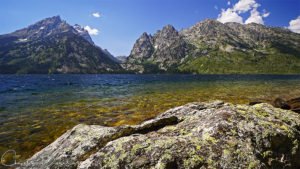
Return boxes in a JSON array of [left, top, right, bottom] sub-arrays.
[[273, 97, 300, 113], [273, 97, 291, 110], [287, 97, 300, 113], [19, 101, 300, 169]]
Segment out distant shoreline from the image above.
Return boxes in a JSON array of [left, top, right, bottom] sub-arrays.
[[1, 73, 300, 75]]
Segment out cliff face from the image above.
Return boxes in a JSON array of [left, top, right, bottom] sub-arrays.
[[125, 20, 300, 74], [19, 101, 300, 169], [128, 33, 154, 62], [125, 25, 187, 73]]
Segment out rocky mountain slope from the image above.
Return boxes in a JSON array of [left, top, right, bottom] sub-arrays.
[[0, 16, 121, 74], [124, 19, 300, 74], [115, 56, 128, 63], [124, 25, 187, 73], [18, 101, 300, 168]]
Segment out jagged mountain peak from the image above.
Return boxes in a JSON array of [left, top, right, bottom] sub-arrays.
[[188, 19, 225, 29], [141, 32, 149, 36], [0, 16, 122, 74], [191, 19, 223, 29], [156, 24, 178, 37], [26, 15, 63, 29], [127, 32, 154, 63], [199, 19, 221, 24], [73, 24, 94, 44], [125, 23, 187, 72], [125, 18, 300, 74], [27, 15, 65, 30], [73, 24, 83, 30], [180, 19, 232, 45], [38, 15, 62, 24], [161, 24, 177, 32], [4, 16, 96, 45], [134, 32, 153, 45], [139, 32, 152, 39], [10, 15, 73, 40]]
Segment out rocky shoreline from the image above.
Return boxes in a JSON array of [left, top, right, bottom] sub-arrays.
[[18, 101, 300, 169]]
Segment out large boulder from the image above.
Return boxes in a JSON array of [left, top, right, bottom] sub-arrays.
[[18, 101, 300, 169]]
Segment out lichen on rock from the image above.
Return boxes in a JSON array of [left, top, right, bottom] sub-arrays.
[[18, 101, 300, 169]]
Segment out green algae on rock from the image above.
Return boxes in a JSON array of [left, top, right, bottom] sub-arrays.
[[18, 101, 300, 169]]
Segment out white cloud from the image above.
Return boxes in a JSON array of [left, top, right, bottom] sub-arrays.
[[217, 8, 243, 24], [214, 5, 218, 10], [288, 16, 300, 33], [233, 0, 258, 13], [92, 12, 101, 18], [262, 12, 270, 18], [245, 8, 264, 24], [262, 9, 270, 18], [217, 0, 268, 25], [84, 26, 99, 35]]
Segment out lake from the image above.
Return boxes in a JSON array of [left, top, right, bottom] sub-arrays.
[[1, 74, 300, 162]]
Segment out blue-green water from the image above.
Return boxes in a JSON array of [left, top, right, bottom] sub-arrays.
[[1, 74, 300, 161]]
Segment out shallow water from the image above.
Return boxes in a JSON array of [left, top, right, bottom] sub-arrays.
[[1, 74, 300, 162]]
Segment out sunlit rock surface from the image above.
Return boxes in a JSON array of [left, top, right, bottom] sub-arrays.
[[19, 101, 300, 169]]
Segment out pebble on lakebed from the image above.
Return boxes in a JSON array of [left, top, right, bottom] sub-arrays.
[[17, 101, 300, 169]]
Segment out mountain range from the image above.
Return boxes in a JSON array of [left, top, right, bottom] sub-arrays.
[[0, 16, 300, 74], [124, 19, 300, 74], [0, 16, 121, 73]]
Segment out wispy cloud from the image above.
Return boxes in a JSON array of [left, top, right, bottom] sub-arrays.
[[92, 12, 101, 18], [288, 16, 300, 33], [84, 26, 99, 35], [262, 10, 270, 18], [262, 12, 270, 18]]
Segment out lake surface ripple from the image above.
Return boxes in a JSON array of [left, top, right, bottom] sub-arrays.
[[1, 74, 300, 161]]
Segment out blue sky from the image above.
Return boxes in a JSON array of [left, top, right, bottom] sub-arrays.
[[0, 0, 299, 56]]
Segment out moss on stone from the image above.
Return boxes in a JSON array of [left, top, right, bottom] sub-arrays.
[[20, 101, 300, 169]]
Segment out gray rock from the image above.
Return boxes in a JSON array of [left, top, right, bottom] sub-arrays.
[[115, 56, 128, 64], [128, 33, 154, 63], [125, 25, 187, 72], [18, 116, 179, 169], [19, 101, 300, 169]]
